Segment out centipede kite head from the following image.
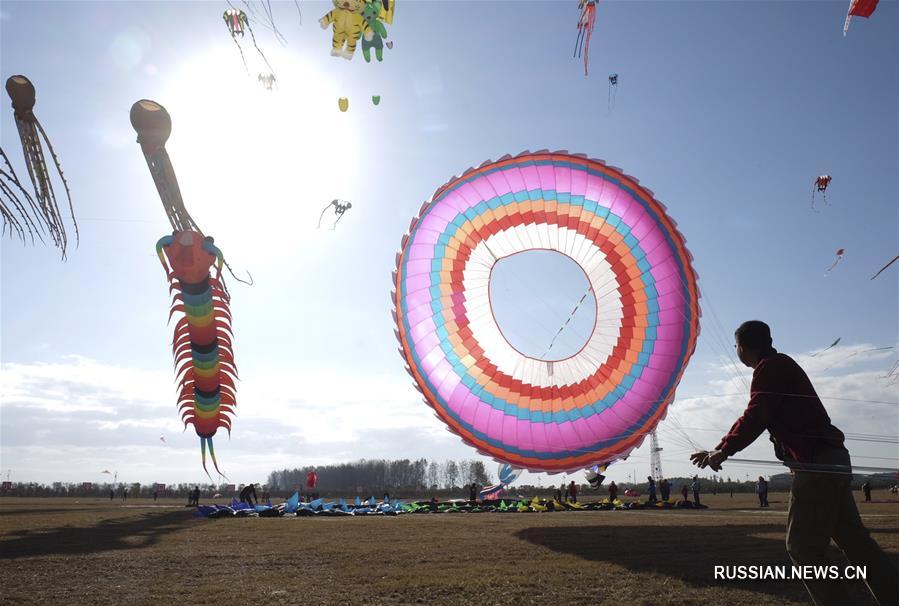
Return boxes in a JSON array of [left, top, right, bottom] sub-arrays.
[[130, 99, 172, 152]]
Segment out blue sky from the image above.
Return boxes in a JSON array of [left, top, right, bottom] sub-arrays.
[[1, 1, 896, 488]]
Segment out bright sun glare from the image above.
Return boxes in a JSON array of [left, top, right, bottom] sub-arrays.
[[157, 47, 359, 264]]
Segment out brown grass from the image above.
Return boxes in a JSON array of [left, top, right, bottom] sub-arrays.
[[1, 493, 897, 605]]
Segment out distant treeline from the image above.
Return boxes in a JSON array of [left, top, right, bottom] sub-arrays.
[[1, 470, 893, 499], [0, 482, 222, 499], [267, 459, 493, 494]]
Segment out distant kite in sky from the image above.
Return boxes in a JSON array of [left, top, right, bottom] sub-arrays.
[[844, 0, 879, 36], [812, 175, 831, 211], [2, 75, 77, 257], [393, 151, 701, 473], [826, 248, 845, 273], [318, 199, 352, 229], [811, 337, 841, 357], [258, 73, 276, 90], [871, 254, 898, 280], [608, 73, 618, 111], [574, 0, 597, 76], [223, 9, 276, 79], [361, 0, 390, 62]]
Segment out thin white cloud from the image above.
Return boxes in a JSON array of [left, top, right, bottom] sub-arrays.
[[0, 356, 473, 484], [2, 344, 895, 487]]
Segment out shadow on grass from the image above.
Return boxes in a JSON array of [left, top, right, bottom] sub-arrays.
[[0, 508, 101, 517], [0, 510, 193, 559], [516, 523, 898, 603]]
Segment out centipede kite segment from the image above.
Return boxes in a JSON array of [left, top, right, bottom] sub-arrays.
[[392, 151, 701, 473], [132, 99, 238, 477]]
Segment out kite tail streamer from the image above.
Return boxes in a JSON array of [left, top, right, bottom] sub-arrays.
[[202, 436, 226, 478], [246, 22, 277, 79], [231, 35, 250, 75], [871, 255, 899, 280]]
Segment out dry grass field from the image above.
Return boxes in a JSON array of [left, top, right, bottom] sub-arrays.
[[1, 492, 897, 605]]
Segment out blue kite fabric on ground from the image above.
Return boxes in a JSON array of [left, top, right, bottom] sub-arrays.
[[193, 493, 709, 518]]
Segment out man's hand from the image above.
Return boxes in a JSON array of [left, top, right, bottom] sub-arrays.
[[690, 449, 728, 471]]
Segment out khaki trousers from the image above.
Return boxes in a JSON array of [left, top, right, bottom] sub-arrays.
[[787, 465, 898, 605]]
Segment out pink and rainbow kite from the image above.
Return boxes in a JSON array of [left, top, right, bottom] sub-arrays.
[[392, 151, 701, 473]]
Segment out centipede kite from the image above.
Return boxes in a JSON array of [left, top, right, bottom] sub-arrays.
[[131, 99, 246, 476]]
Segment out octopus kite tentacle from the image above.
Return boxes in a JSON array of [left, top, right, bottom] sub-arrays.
[[5, 75, 78, 257], [0, 147, 44, 244], [157, 231, 237, 478]]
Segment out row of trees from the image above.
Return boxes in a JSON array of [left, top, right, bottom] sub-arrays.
[[0, 482, 224, 499], [267, 458, 493, 494]]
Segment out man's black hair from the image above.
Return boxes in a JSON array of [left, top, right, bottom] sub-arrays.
[[735, 320, 773, 351]]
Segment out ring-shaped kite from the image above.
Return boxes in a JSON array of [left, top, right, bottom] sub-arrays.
[[392, 151, 701, 473]]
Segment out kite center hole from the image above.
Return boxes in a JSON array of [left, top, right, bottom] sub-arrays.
[[488, 250, 597, 362]]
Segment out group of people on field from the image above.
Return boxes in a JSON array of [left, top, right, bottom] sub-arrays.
[[645, 476, 702, 505]]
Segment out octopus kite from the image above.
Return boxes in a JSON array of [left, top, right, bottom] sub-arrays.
[[812, 174, 831, 211], [393, 151, 701, 472], [574, 0, 597, 76], [2, 75, 77, 257], [318, 199, 352, 229], [131, 99, 245, 475]]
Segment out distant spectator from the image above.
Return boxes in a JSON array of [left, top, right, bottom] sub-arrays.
[[659, 478, 670, 501], [192, 486, 200, 506], [569, 480, 578, 503], [555, 487, 563, 503], [647, 477, 657, 503], [122, 487, 128, 502], [862, 481, 872, 503], [681, 484, 689, 503], [384, 491, 391, 504], [239, 483, 257, 506], [469, 483, 477, 504], [692, 476, 701, 505], [429, 496, 439, 512], [109, 489, 114, 501], [562, 482, 569, 502], [153, 490, 158, 503], [608, 481, 618, 502], [757, 476, 769, 508]]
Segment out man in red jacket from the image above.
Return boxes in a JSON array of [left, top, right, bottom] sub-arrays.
[[691, 321, 897, 606]]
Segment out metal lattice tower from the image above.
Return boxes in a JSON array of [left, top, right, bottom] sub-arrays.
[[650, 430, 664, 481]]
